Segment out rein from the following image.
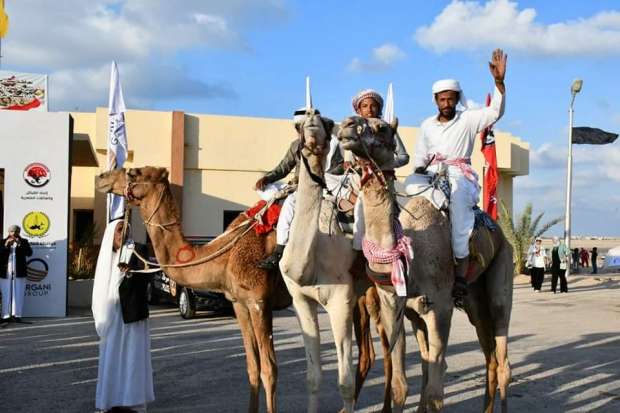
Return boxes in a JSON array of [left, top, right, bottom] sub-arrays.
[[120, 171, 271, 273]]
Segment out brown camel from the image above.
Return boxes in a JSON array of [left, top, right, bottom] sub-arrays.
[[95, 164, 391, 412], [338, 115, 514, 413], [96, 166, 292, 413]]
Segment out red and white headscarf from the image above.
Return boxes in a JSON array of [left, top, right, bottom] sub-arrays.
[[351, 89, 384, 114]]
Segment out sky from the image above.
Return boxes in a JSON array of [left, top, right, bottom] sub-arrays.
[[1, 0, 619, 236]]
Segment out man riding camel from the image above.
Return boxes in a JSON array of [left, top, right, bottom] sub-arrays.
[[412, 48, 507, 302], [350, 89, 409, 272], [257, 90, 409, 271]]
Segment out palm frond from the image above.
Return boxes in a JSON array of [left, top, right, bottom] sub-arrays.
[[534, 217, 564, 238]]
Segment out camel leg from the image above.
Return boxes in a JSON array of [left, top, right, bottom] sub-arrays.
[[406, 309, 430, 413], [420, 301, 452, 413], [248, 299, 278, 413], [464, 283, 498, 413], [233, 302, 261, 413], [326, 293, 356, 413], [291, 294, 322, 413], [368, 287, 394, 413], [485, 242, 514, 413], [376, 287, 408, 412], [353, 294, 375, 404]]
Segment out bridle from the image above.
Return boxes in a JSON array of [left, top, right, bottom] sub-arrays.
[[123, 171, 179, 231], [350, 117, 394, 192], [298, 115, 333, 195]]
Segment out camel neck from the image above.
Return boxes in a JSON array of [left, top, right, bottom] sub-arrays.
[[139, 185, 224, 291], [283, 152, 323, 283], [361, 179, 396, 272]]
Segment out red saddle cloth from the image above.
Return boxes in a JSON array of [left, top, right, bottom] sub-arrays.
[[245, 200, 282, 235]]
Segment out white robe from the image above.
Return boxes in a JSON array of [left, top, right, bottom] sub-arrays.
[[92, 221, 154, 410]]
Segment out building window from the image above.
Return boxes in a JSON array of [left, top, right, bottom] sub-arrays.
[[223, 210, 243, 231], [73, 209, 95, 245]]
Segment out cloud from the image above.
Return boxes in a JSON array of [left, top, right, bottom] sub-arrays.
[[414, 0, 620, 56], [348, 43, 406, 72], [530, 141, 620, 180], [50, 63, 236, 111], [1, 0, 286, 110]]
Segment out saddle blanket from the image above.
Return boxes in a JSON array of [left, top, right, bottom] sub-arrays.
[[245, 200, 282, 235], [401, 173, 449, 211]]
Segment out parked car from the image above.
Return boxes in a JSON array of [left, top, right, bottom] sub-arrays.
[[148, 270, 232, 319]]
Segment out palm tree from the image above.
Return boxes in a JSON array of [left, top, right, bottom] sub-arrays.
[[498, 201, 563, 275]]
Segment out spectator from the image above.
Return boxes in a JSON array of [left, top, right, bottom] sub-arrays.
[[572, 248, 580, 271], [580, 248, 589, 267], [527, 237, 547, 292], [92, 220, 154, 413], [551, 237, 570, 293], [591, 247, 598, 274], [0, 225, 33, 323]]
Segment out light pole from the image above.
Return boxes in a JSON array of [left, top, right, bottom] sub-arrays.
[[564, 79, 583, 275]]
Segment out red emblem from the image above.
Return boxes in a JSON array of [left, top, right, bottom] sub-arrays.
[[23, 163, 51, 187]]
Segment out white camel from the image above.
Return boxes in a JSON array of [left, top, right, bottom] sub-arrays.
[[279, 109, 356, 413]]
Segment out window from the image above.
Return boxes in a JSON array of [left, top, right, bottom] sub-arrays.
[[73, 209, 94, 245], [223, 210, 243, 231]]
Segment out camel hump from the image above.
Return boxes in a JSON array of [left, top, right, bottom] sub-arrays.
[[467, 223, 505, 283]]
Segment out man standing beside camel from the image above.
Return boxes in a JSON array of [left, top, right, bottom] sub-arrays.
[[412, 48, 507, 303]]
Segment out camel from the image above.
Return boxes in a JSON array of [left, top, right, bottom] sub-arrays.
[[277, 108, 360, 413], [338, 115, 514, 413], [95, 166, 292, 413]]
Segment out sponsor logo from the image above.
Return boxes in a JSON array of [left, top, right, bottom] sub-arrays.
[[26, 258, 49, 282], [23, 163, 51, 187], [22, 211, 50, 237]]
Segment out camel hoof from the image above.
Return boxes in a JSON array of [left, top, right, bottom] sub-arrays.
[[427, 397, 443, 412]]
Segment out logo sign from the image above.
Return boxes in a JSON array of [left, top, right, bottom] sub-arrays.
[[26, 258, 49, 282], [23, 162, 51, 187], [0, 71, 47, 111], [22, 211, 50, 237]]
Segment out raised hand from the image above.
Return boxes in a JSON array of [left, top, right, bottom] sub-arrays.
[[489, 48, 507, 82]]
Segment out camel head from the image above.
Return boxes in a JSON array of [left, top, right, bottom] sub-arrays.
[[95, 166, 170, 206], [297, 108, 335, 159], [337, 116, 398, 169]]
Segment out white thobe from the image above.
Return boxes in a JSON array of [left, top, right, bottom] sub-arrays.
[[413, 86, 505, 258], [1, 243, 26, 318], [94, 250, 154, 411]]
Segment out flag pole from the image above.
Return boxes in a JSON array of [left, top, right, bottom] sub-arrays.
[[564, 79, 582, 275]]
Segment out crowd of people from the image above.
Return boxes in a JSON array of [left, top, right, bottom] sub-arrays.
[[527, 237, 600, 293]]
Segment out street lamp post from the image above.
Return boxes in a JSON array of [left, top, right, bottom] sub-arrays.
[[564, 79, 583, 275]]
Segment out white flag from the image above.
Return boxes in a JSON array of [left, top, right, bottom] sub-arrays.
[[383, 82, 394, 123], [107, 61, 128, 222]]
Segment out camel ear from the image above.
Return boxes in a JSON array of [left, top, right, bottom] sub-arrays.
[[322, 118, 335, 135], [158, 168, 169, 182], [390, 117, 399, 133]]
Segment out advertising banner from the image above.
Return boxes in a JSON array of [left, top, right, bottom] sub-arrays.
[[0, 70, 48, 111], [1, 111, 70, 317]]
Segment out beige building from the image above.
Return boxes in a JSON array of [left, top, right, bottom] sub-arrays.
[[69, 108, 529, 244]]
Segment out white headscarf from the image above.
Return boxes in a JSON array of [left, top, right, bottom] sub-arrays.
[[92, 219, 124, 339], [432, 79, 468, 109]]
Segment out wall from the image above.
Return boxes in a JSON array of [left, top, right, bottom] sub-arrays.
[[70, 109, 530, 241]]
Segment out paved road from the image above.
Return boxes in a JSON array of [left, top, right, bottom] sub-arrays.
[[1, 274, 619, 412]]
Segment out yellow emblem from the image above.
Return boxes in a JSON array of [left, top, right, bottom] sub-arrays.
[[22, 211, 50, 237]]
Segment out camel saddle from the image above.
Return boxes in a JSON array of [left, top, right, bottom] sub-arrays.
[[402, 173, 503, 284]]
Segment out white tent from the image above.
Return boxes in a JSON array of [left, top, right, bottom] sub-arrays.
[[603, 245, 620, 268]]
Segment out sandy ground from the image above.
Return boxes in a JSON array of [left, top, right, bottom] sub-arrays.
[[1, 273, 619, 413]]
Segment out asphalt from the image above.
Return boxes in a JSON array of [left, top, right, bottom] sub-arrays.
[[0, 273, 619, 412]]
